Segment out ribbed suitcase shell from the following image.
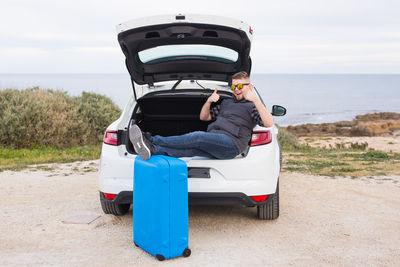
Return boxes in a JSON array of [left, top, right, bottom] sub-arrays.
[[133, 155, 189, 260]]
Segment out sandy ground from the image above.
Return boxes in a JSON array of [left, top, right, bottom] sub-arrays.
[[1, 160, 399, 266], [299, 135, 400, 153]]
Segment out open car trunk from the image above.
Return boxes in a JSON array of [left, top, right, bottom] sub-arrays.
[[125, 89, 234, 154], [116, 14, 252, 99]]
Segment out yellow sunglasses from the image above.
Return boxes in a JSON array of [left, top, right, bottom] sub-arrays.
[[230, 83, 250, 91]]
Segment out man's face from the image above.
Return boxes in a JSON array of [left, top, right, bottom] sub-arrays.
[[231, 78, 251, 101]]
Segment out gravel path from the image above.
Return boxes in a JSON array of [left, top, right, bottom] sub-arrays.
[[1, 161, 399, 266]]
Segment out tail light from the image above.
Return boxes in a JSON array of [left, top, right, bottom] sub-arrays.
[[250, 130, 272, 146], [103, 193, 116, 200], [103, 130, 118, 146], [251, 195, 268, 202]]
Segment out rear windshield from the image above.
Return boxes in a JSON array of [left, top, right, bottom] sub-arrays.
[[138, 44, 238, 64]]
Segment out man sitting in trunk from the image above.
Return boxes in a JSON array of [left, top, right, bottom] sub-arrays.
[[129, 71, 274, 160]]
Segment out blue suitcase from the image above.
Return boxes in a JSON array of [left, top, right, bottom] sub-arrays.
[[133, 155, 191, 261]]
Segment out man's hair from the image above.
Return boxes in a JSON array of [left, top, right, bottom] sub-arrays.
[[232, 71, 249, 80]]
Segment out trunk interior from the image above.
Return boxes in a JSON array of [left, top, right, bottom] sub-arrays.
[[125, 89, 234, 154]]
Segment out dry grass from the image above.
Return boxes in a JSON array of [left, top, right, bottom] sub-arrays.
[[283, 149, 400, 177]]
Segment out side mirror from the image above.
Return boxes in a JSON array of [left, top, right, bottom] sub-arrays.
[[271, 105, 286, 116]]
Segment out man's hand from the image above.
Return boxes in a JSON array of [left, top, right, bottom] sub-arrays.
[[243, 86, 259, 102], [200, 88, 219, 121], [207, 88, 220, 103]]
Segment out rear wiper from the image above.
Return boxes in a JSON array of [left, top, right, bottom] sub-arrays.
[[195, 80, 207, 90], [171, 79, 182, 90]]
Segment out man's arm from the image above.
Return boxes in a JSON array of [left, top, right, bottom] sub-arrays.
[[253, 99, 274, 127], [200, 88, 219, 121], [244, 85, 274, 127]]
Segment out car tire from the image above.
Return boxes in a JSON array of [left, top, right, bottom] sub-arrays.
[[100, 193, 130, 216], [257, 181, 279, 220]]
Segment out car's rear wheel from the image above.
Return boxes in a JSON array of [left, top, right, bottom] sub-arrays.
[[257, 181, 279, 220], [100, 193, 130, 216]]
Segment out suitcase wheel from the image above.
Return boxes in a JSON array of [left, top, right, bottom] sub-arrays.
[[156, 254, 165, 261], [182, 248, 191, 257]]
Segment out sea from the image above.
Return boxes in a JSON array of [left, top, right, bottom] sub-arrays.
[[1, 73, 399, 126]]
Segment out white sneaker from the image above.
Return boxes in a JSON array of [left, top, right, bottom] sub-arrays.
[[129, 123, 151, 160]]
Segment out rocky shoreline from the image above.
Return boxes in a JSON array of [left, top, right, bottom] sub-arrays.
[[284, 112, 400, 137]]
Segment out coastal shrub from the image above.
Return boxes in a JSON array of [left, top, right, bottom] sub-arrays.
[[350, 142, 368, 150], [76, 92, 122, 144], [278, 128, 299, 150], [335, 143, 346, 150], [333, 142, 368, 151], [0, 87, 121, 148]]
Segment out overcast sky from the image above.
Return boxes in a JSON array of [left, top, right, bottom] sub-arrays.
[[1, 0, 399, 74]]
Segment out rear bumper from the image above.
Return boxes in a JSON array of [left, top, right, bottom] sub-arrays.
[[99, 139, 281, 196], [100, 191, 275, 207]]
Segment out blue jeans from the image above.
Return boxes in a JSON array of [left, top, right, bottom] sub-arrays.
[[150, 131, 239, 159]]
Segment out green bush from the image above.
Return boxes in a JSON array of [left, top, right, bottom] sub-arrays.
[[0, 87, 121, 148], [76, 92, 122, 145], [278, 127, 299, 150], [362, 151, 389, 160]]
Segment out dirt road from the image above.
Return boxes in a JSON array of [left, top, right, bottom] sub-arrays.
[[1, 160, 399, 266]]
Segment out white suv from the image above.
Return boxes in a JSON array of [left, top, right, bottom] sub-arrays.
[[99, 14, 286, 220]]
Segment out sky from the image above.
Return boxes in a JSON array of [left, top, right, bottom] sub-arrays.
[[1, 0, 399, 74]]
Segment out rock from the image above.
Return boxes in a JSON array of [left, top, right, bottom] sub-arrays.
[[351, 120, 400, 136], [356, 112, 400, 121], [283, 112, 400, 137]]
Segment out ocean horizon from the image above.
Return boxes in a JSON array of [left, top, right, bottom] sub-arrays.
[[1, 73, 399, 126]]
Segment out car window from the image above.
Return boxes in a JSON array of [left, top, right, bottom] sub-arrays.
[[138, 44, 238, 64]]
